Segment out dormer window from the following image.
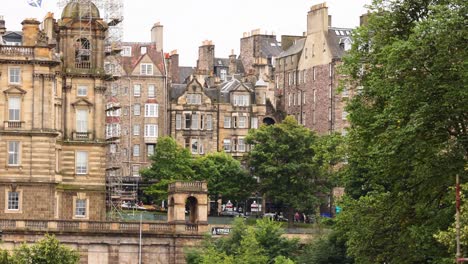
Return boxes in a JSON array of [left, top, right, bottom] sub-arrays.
[[233, 94, 249, 106], [186, 94, 201, 105], [141, 47, 147, 55], [121, 46, 132, 57]]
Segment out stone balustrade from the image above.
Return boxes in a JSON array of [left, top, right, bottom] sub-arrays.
[[0, 219, 202, 234], [168, 181, 208, 193], [0, 46, 34, 56]]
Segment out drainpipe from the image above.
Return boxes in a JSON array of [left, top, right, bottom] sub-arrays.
[[329, 61, 335, 133]]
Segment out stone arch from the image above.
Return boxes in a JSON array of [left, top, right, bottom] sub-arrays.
[[263, 116, 276, 125], [185, 196, 198, 224], [167, 181, 208, 233]]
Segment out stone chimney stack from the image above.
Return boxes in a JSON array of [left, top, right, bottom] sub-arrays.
[[229, 49, 237, 75], [307, 3, 329, 35], [0, 15, 6, 36], [22, 18, 41, 46], [151, 22, 163, 52], [43, 12, 56, 46], [360, 13, 369, 26], [196, 40, 215, 75], [169, 50, 180, 84]]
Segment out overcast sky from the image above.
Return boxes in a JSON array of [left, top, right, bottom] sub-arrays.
[[2, 0, 370, 66]]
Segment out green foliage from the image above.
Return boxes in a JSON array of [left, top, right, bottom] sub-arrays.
[[246, 116, 324, 215], [299, 231, 353, 264], [187, 218, 300, 264], [142, 137, 255, 204], [338, 0, 467, 262], [3, 234, 79, 264], [141, 137, 195, 202], [193, 152, 256, 203]]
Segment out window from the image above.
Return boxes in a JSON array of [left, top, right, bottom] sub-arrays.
[[220, 69, 227, 81], [223, 139, 231, 152], [132, 165, 140, 177], [251, 117, 258, 129], [8, 141, 19, 166], [303, 92, 306, 105], [184, 113, 191, 129], [191, 114, 199, 130], [76, 109, 88, 132], [110, 144, 117, 154], [121, 46, 132, 57], [298, 93, 302, 106], [8, 97, 20, 121], [288, 94, 292, 106], [233, 116, 238, 128], [303, 70, 307, 83], [140, 63, 153, 75], [293, 93, 296, 106], [206, 115, 213, 130], [144, 124, 158, 137], [176, 114, 182, 130], [191, 138, 199, 154], [186, 94, 202, 105], [133, 125, 140, 136], [9, 67, 21, 84], [233, 95, 250, 106], [238, 116, 247, 128], [140, 46, 147, 54], [200, 115, 205, 130], [133, 144, 140, 157], [224, 116, 231, 128], [148, 85, 155, 98], [75, 199, 86, 217], [123, 107, 129, 116], [144, 104, 158, 117], [111, 84, 118, 96], [76, 151, 88, 174], [147, 144, 155, 156], [342, 111, 348, 120], [313, 67, 316, 80], [133, 84, 141, 97], [238, 138, 246, 152], [77, 86, 87, 96], [302, 112, 306, 125], [133, 104, 141, 116], [8, 191, 19, 210], [106, 124, 120, 138]]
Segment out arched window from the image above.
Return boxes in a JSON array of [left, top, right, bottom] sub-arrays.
[[75, 38, 91, 68]]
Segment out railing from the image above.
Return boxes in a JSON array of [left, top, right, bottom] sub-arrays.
[[185, 224, 198, 232], [75, 62, 91, 69], [4, 121, 23, 129], [73, 132, 92, 140], [0, 46, 34, 56], [0, 220, 203, 235]]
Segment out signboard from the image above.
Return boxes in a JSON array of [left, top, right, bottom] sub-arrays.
[[212, 227, 232, 235]]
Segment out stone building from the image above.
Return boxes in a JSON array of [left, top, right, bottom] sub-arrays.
[[0, 1, 108, 220], [276, 3, 354, 135], [105, 23, 167, 182]]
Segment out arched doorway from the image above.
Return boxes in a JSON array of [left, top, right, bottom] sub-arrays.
[[185, 196, 198, 224], [263, 117, 276, 125]]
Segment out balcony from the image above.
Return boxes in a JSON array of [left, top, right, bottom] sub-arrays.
[[0, 46, 34, 57], [72, 132, 93, 141], [4, 121, 24, 129], [75, 62, 91, 69]]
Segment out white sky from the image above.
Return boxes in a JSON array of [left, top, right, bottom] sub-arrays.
[[2, 0, 370, 66]]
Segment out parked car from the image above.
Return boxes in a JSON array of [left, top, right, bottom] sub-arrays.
[[263, 213, 288, 222], [220, 211, 245, 217]]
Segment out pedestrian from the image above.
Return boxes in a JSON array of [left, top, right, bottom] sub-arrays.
[[303, 213, 306, 223], [294, 212, 300, 222]]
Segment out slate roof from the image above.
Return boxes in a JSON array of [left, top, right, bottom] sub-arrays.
[[259, 37, 282, 57], [2, 31, 23, 44], [120, 42, 165, 75], [178, 66, 196, 84], [278, 38, 306, 58], [214, 58, 229, 67], [327, 27, 353, 59]]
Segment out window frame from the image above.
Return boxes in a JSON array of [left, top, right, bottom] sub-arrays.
[[77, 85, 88, 97], [75, 199, 87, 218], [8, 67, 21, 84], [133, 144, 140, 157], [8, 96, 21, 121], [75, 151, 88, 175], [133, 84, 141, 97], [144, 104, 159, 117], [76, 109, 88, 133], [224, 116, 231, 128], [8, 141, 20, 166], [148, 84, 156, 98], [140, 63, 153, 75], [144, 124, 158, 138]]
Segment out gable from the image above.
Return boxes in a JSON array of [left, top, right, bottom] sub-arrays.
[[71, 98, 93, 108], [131, 54, 162, 76]]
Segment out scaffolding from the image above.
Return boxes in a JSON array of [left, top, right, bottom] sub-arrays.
[[58, 0, 129, 220]]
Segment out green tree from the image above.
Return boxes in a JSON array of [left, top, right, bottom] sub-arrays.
[[187, 218, 299, 264], [141, 136, 195, 202], [338, 0, 467, 262], [298, 230, 354, 264], [9, 234, 79, 264], [193, 152, 256, 208], [246, 116, 323, 220]]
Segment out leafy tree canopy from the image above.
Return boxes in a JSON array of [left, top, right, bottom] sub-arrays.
[[338, 0, 467, 262]]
